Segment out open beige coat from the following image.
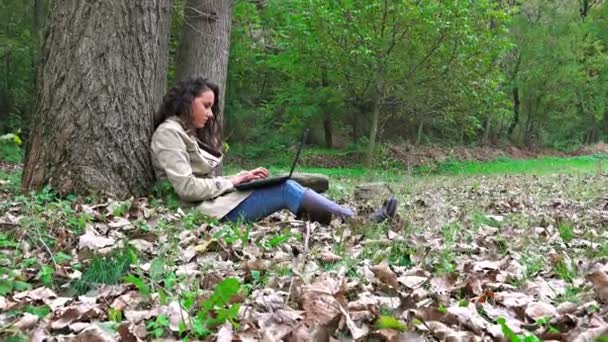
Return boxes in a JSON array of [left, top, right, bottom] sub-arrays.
[[150, 117, 252, 218]]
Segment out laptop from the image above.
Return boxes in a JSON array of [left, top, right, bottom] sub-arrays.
[[234, 130, 307, 191]]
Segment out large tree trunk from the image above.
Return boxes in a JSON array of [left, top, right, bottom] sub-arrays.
[[22, 0, 172, 197], [175, 0, 233, 153]]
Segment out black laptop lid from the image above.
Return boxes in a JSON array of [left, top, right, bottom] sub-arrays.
[[288, 129, 308, 178]]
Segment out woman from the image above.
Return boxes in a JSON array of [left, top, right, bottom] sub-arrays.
[[150, 76, 397, 223]]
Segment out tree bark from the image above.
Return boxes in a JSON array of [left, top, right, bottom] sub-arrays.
[[365, 63, 386, 167], [508, 86, 520, 136], [416, 119, 424, 145], [321, 69, 333, 148], [22, 0, 172, 197], [175, 0, 233, 153]]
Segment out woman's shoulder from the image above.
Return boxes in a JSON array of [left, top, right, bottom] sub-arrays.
[[152, 117, 190, 146], [155, 116, 184, 133]]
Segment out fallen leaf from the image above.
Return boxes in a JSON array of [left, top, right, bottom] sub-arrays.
[[320, 251, 342, 262], [397, 276, 427, 289], [525, 302, 557, 320], [371, 263, 399, 289], [298, 274, 346, 329], [216, 322, 234, 342], [586, 270, 608, 302], [14, 313, 39, 330], [78, 232, 115, 250]]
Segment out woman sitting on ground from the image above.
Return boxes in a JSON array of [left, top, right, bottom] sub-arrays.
[[150, 76, 397, 223]]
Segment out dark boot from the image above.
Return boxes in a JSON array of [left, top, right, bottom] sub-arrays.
[[369, 196, 398, 223], [297, 189, 354, 224]]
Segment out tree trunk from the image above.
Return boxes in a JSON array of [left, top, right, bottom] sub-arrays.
[[351, 107, 360, 143], [321, 69, 332, 148], [175, 0, 233, 154], [22, 0, 172, 197], [365, 64, 386, 167], [323, 115, 333, 148], [508, 86, 520, 136], [416, 119, 424, 145]]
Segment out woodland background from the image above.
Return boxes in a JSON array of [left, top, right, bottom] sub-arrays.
[[1, 0, 607, 166]]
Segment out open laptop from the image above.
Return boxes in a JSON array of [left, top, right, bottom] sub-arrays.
[[234, 130, 307, 191]]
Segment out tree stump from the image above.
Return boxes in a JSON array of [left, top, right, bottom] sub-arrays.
[[282, 173, 329, 193], [354, 182, 392, 201]]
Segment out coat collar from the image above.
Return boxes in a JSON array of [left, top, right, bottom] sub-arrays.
[[167, 116, 224, 165]]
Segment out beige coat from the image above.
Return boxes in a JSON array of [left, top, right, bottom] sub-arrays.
[[150, 117, 252, 218]]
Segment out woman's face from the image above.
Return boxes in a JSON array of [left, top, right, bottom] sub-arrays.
[[191, 89, 215, 129]]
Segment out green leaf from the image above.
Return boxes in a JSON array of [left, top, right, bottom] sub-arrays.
[[375, 315, 406, 332], [122, 274, 151, 296]]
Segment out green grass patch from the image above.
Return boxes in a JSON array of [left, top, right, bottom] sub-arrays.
[[415, 155, 608, 176], [0, 140, 23, 164]]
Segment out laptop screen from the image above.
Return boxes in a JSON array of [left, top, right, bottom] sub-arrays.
[[288, 129, 308, 178]]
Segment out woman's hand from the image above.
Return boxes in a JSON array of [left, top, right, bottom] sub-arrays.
[[229, 167, 270, 185]]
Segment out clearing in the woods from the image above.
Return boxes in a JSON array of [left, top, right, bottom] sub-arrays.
[[1, 154, 608, 341]]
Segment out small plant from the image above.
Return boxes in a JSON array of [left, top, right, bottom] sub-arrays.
[[191, 278, 242, 338], [0, 267, 32, 295], [497, 317, 541, 342], [112, 201, 131, 217], [71, 247, 136, 294], [558, 223, 574, 243], [261, 232, 291, 249], [520, 253, 543, 279], [183, 209, 210, 230], [375, 315, 406, 332], [37, 265, 54, 288], [553, 259, 577, 283], [146, 314, 170, 338]]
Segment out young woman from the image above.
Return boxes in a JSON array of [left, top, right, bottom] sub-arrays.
[[150, 76, 397, 223]]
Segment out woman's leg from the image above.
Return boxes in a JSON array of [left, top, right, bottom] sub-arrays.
[[222, 180, 354, 223], [222, 180, 306, 222]]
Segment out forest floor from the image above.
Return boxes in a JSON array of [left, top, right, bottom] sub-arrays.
[[1, 153, 608, 341]]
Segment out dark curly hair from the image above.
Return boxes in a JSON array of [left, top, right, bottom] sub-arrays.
[[156, 76, 223, 154]]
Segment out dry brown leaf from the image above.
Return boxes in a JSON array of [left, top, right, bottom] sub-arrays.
[[128, 239, 154, 254], [371, 263, 399, 289], [111, 291, 143, 311], [0, 296, 7, 311], [14, 286, 57, 301], [78, 232, 115, 250], [216, 323, 234, 342], [320, 251, 342, 262], [424, 321, 481, 341], [557, 302, 578, 315], [430, 275, 455, 294], [50, 303, 103, 330], [14, 313, 39, 330], [73, 324, 116, 341], [496, 291, 532, 309], [525, 302, 557, 320], [447, 303, 490, 335], [397, 275, 427, 289], [298, 274, 346, 330], [256, 311, 301, 341], [586, 270, 608, 302], [163, 301, 189, 332]]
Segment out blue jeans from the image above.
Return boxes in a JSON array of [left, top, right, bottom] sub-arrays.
[[222, 180, 307, 222]]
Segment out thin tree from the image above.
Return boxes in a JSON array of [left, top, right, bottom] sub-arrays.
[[175, 0, 233, 155]]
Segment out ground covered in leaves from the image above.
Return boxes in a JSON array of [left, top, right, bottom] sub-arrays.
[[1, 170, 608, 341]]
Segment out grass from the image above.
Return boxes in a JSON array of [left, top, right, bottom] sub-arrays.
[[416, 155, 608, 176]]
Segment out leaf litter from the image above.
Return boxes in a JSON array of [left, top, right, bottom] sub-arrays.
[[0, 172, 607, 340]]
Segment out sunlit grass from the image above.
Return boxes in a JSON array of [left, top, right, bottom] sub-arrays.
[[416, 155, 608, 176]]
